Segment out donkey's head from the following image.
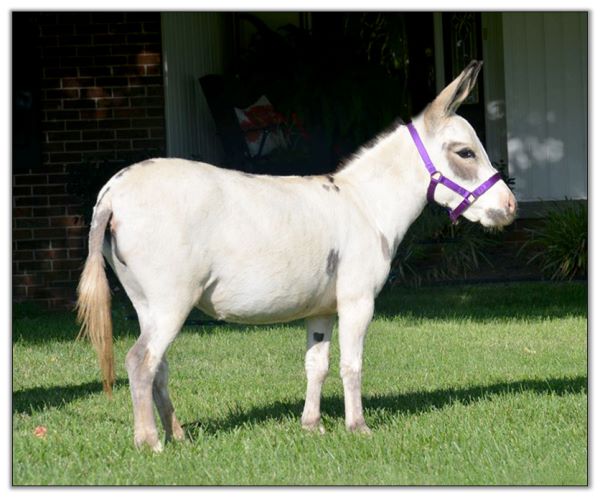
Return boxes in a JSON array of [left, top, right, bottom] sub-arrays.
[[415, 60, 517, 228]]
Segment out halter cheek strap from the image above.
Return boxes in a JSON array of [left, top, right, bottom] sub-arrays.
[[407, 122, 502, 224]]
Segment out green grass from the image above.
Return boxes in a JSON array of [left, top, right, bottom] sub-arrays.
[[12, 282, 587, 485]]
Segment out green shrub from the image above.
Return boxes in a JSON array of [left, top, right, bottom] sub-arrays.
[[523, 201, 587, 281], [390, 204, 500, 286]]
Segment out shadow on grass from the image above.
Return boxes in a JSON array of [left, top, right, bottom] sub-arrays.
[[13, 375, 586, 437], [182, 375, 587, 439], [375, 281, 587, 321], [13, 379, 128, 416], [13, 282, 587, 345]]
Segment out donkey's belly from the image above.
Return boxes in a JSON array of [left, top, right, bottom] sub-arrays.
[[195, 274, 337, 324]]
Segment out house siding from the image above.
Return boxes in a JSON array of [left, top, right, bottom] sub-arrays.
[[502, 12, 587, 202], [161, 12, 228, 163]]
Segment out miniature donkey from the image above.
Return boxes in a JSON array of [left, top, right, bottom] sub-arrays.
[[77, 61, 516, 452]]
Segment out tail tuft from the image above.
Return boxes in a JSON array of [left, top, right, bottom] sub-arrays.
[[76, 207, 115, 395]]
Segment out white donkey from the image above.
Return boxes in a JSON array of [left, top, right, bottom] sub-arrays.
[[77, 61, 516, 452]]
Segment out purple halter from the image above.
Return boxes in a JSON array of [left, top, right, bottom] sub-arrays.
[[407, 122, 502, 224]]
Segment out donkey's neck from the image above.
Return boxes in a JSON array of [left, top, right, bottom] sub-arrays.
[[337, 121, 430, 253]]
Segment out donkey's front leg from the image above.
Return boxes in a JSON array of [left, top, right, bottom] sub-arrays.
[[301, 315, 335, 433], [337, 297, 374, 434]]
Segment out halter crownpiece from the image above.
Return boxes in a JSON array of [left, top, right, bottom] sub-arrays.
[[406, 122, 502, 224]]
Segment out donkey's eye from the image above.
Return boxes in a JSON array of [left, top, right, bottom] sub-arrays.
[[456, 148, 476, 159]]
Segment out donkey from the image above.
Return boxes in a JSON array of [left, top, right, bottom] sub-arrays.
[[77, 61, 516, 452]]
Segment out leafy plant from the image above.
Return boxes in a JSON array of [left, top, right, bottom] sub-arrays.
[[390, 203, 500, 286], [522, 201, 587, 281]]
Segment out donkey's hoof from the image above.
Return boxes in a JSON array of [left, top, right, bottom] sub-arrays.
[[134, 433, 163, 452], [347, 422, 372, 436], [302, 421, 326, 435], [167, 423, 186, 443]]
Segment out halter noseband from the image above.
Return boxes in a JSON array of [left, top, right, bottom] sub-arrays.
[[407, 122, 502, 224]]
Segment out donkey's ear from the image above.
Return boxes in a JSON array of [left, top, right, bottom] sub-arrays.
[[425, 60, 483, 128]]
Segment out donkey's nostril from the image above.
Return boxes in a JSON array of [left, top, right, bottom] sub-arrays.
[[507, 194, 517, 216]]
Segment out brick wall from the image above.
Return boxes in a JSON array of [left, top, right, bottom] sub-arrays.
[[12, 12, 166, 309]]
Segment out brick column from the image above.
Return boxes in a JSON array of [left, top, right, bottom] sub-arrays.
[[12, 12, 166, 309]]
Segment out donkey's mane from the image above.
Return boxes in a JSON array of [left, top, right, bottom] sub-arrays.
[[334, 117, 406, 173]]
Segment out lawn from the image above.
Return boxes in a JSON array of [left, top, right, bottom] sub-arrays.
[[12, 282, 587, 486]]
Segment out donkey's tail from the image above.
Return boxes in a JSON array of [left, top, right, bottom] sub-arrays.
[[76, 192, 115, 396]]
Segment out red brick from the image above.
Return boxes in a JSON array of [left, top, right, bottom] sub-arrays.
[[53, 259, 83, 270], [13, 207, 33, 217], [46, 110, 80, 121], [13, 186, 32, 197], [41, 122, 66, 133], [114, 107, 145, 118], [131, 118, 163, 128], [14, 197, 49, 207], [65, 141, 98, 152], [48, 195, 80, 206], [103, 119, 132, 129], [66, 226, 87, 237], [32, 185, 66, 196], [47, 152, 82, 163], [78, 66, 111, 77], [14, 217, 49, 228], [136, 52, 160, 65], [36, 248, 69, 260], [68, 248, 86, 259], [43, 142, 66, 153], [126, 33, 157, 45], [14, 174, 48, 185], [117, 129, 147, 139], [96, 76, 130, 87], [19, 260, 53, 271], [48, 130, 81, 141], [13, 286, 28, 299], [41, 100, 62, 111], [77, 45, 111, 57], [63, 99, 96, 110], [45, 88, 80, 100], [82, 129, 115, 140], [80, 108, 113, 119], [13, 229, 33, 240], [145, 64, 161, 76], [62, 77, 95, 88], [60, 56, 94, 68], [50, 216, 82, 227], [45, 45, 77, 57], [66, 120, 98, 130], [46, 173, 70, 184], [97, 97, 129, 108], [66, 237, 85, 248], [133, 139, 160, 149], [130, 96, 163, 108], [61, 34, 93, 46], [32, 206, 65, 217], [33, 228, 67, 239], [13, 251, 35, 262]]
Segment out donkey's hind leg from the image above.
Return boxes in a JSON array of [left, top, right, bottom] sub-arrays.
[[153, 356, 185, 442], [126, 309, 189, 452], [301, 315, 335, 433]]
